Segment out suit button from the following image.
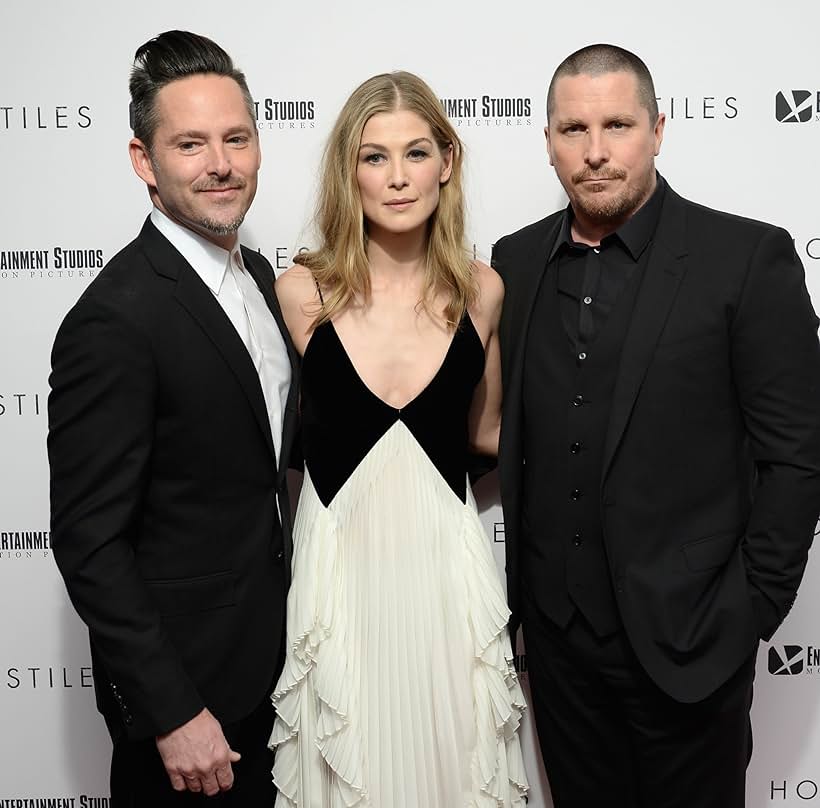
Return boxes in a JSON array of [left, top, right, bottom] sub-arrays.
[[274, 549, 284, 562], [571, 489, 582, 500], [570, 441, 581, 454], [572, 394, 585, 407], [573, 532, 582, 547]]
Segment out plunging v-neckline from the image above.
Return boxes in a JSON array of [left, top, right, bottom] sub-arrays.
[[324, 316, 473, 412]]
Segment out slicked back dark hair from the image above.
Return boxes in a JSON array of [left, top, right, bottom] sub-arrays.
[[129, 30, 255, 150], [547, 43, 659, 124]]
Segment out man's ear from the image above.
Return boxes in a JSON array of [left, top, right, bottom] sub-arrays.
[[544, 125, 555, 167], [653, 112, 666, 157], [129, 137, 157, 188]]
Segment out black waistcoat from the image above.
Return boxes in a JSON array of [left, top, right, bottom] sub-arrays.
[[521, 256, 647, 636]]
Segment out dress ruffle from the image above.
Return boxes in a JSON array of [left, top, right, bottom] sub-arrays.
[[270, 469, 368, 806], [270, 423, 528, 807]]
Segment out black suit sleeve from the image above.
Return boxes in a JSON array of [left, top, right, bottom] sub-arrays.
[[48, 292, 204, 739], [490, 237, 512, 381], [490, 236, 506, 274], [732, 227, 820, 640], [490, 235, 522, 641]]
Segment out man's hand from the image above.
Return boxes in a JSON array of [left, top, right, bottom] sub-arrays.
[[156, 708, 241, 796]]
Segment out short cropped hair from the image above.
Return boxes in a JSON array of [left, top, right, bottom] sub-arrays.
[[129, 30, 255, 149], [547, 44, 659, 123]]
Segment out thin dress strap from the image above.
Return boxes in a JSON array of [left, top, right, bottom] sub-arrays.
[[313, 275, 325, 305]]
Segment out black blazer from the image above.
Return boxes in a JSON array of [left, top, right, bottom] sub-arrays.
[[493, 185, 820, 702], [48, 218, 299, 741]]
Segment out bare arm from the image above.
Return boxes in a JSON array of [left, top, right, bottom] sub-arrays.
[[468, 262, 504, 457], [274, 265, 323, 356]]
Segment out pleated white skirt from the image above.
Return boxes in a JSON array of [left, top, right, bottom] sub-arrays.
[[270, 421, 528, 807]]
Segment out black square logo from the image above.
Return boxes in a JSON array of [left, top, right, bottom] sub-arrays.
[[768, 645, 805, 675], [775, 91, 813, 123]]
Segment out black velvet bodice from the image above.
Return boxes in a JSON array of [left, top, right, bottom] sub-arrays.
[[301, 316, 485, 507]]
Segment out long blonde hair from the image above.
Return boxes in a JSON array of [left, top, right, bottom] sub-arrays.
[[296, 71, 476, 328]]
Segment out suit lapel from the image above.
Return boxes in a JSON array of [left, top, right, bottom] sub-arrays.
[[498, 215, 563, 520], [243, 248, 300, 486], [602, 188, 689, 482], [502, 215, 564, 407], [139, 219, 277, 461]]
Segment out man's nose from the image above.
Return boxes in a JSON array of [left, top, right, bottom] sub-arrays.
[[584, 130, 609, 168], [206, 143, 232, 177]]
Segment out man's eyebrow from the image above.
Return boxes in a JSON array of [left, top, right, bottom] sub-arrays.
[[169, 125, 254, 140]]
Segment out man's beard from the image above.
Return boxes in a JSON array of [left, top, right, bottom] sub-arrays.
[[196, 212, 247, 236], [192, 176, 249, 235], [570, 168, 649, 225]]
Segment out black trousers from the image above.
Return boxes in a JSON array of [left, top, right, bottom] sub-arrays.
[[110, 694, 276, 808], [522, 598, 756, 808]]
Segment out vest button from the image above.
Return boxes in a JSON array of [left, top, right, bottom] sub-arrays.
[[572, 394, 584, 407], [573, 532, 583, 547], [571, 488, 582, 500], [570, 441, 581, 454]]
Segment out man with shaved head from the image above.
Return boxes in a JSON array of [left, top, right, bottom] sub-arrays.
[[492, 43, 820, 807]]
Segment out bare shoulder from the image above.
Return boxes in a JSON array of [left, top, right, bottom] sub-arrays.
[[274, 264, 319, 308], [472, 260, 504, 315], [467, 261, 504, 344], [274, 265, 320, 354]]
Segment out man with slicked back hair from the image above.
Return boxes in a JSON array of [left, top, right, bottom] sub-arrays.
[[49, 30, 298, 805], [493, 42, 820, 807]]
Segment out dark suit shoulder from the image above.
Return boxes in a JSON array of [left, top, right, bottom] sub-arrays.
[[61, 232, 174, 340], [492, 212, 564, 292], [670, 187, 791, 243], [495, 211, 564, 254], [82, 232, 157, 294]]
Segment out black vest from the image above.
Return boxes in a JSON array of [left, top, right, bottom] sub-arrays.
[[521, 257, 646, 636]]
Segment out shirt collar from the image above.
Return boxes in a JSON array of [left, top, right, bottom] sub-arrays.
[[150, 207, 240, 294], [549, 173, 667, 262]]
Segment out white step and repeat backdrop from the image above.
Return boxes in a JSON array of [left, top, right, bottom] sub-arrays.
[[2, 1, 819, 804]]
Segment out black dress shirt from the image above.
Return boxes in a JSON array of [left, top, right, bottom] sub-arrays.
[[551, 175, 667, 361]]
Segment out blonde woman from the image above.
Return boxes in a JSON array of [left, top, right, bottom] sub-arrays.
[[269, 71, 528, 807]]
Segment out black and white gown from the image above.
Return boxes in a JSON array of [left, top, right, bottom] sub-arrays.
[[269, 315, 528, 807]]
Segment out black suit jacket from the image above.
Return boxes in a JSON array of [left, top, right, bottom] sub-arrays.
[[48, 217, 299, 741], [493, 185, 820, 702]]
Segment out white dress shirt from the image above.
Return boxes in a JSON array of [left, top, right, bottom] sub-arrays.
[[150, 207, 291, 467]]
